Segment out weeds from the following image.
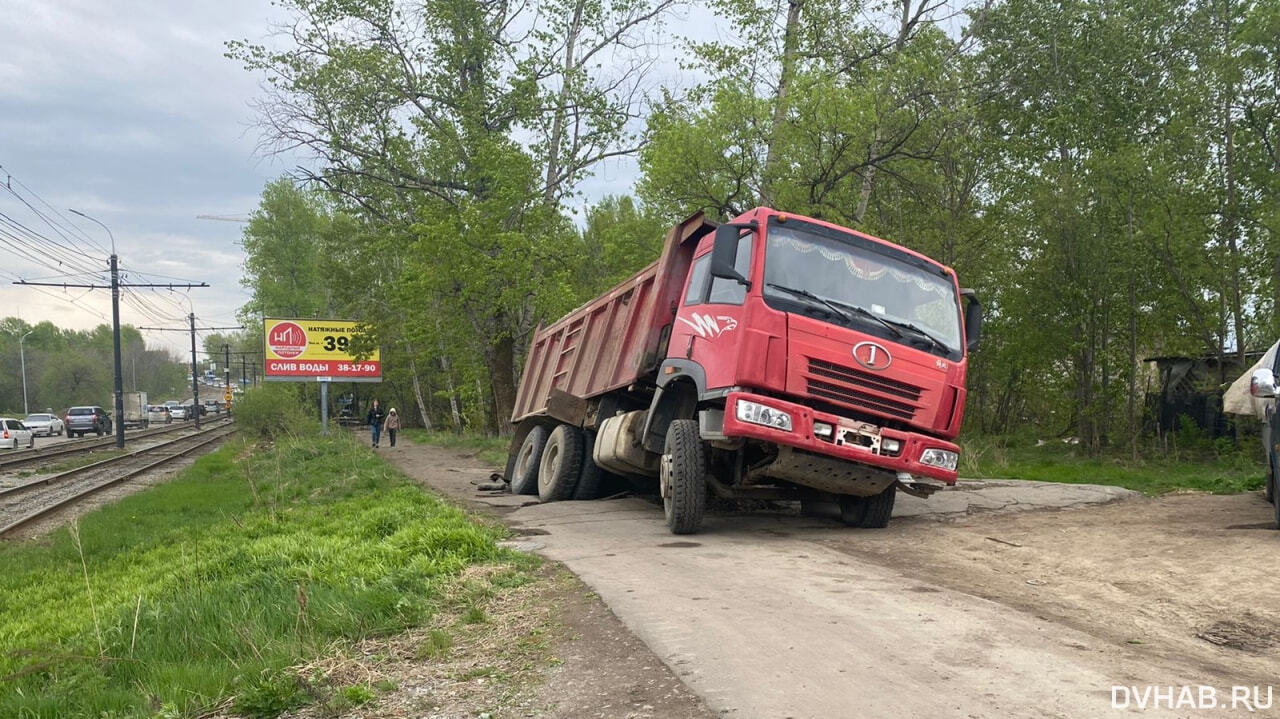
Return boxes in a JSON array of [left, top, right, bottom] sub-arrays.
[[960, 434, 1266, 495], [402, 429, 509, 466], [0, 432, 517, 718]]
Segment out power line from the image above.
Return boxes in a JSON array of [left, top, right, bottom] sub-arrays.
[[0, 165, 111, 256]]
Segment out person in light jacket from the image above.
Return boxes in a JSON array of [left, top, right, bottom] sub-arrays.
[[383, 407, 401, 448], [366, 400, 386, 448]]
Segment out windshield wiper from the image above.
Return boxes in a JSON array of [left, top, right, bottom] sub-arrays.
[[877, 317, 950, 353], [766, 283, 852, 324], [822, 299, 905, 340]]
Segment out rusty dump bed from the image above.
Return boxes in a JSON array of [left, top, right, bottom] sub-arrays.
[[511, 213, 715, 424]]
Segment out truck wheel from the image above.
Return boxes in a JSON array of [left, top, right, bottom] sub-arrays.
[[798, 489, 837, 519], [510, 425, 549, 495], [573, 431, 605, 500], [538, 425, 584, 502], [661, 419, 706, 535], [839, 485, 896, 529]]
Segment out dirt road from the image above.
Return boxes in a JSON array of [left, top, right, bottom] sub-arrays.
[[388, 440, 1280, 718]]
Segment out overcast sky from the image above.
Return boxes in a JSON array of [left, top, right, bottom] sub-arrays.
[[0, 0, 716, 361]]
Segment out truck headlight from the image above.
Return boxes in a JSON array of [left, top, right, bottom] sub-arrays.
[[736, 400, 793, 432], [920, 448, 958, 471], [881, 438, 901, 454]]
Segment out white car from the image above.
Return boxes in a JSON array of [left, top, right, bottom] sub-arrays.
[[0, 417, 34, 449], [23, 413, 65, 437]]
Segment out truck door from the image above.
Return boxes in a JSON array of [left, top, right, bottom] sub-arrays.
[[671, 233, 753, 390]]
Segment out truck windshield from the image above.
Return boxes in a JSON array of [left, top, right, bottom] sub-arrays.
[[762, 222, 963, 357]]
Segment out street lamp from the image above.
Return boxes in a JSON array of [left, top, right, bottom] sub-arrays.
[[68, 208, 124, 448], [18, 330, 32, 415]]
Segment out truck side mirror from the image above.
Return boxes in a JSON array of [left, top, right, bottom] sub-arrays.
[[1252, 368, 1277, 398], [710, 225, 750, 287], [961, 288, 982, 352]]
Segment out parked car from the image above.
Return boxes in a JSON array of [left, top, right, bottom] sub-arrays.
[[0, 417, 34, 449], [146, 405, 172, 426], [64, 406, 112, 437], [23, 413, 64, 437]]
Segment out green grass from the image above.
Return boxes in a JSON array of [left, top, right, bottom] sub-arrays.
[[960, 436, 1266, 495], [402, 429, 508, 467], [0, 432, 528, 718]]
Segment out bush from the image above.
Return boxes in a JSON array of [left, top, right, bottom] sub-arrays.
[[234, 384, 312, 440]]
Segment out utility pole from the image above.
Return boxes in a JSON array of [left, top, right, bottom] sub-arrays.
[[21, 210, 211, 448], [224, 343, 231, 408], [241, 356, 247, 389], [18, 330, 32, 415], [137, 322, 242, 430], [110, 253, 124, 447], [190, 313, 201, 429]]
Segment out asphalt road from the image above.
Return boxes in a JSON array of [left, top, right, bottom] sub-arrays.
[[402, 445, 1272, 719]]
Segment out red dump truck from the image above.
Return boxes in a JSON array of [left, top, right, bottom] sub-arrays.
[[504, 208, 981, 534]]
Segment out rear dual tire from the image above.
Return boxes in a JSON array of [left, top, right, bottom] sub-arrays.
[[537, 425, 584, 502], [510, 425, 549, 495]]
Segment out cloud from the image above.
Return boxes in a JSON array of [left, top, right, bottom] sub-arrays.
[[0, 0, 298, 357]]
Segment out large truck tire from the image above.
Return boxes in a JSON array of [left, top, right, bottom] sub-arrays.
[[510, 425, 549, 495], [839, 485, 896, 528], [573, 430, 605, 500], [662, 419, 707, 535], [538, 424, 584, 502]]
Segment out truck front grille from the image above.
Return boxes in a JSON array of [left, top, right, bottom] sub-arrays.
[[805, 358, 921, 422]]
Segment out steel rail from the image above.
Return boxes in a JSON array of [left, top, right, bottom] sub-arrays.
[[0, 424, 236, 537], [0, 417, 232, 472]]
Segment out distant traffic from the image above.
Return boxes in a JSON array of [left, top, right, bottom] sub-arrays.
[[1, 379, 235, 449]]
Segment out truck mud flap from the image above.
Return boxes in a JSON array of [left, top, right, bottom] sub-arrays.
[[748, 446, 896, 497]]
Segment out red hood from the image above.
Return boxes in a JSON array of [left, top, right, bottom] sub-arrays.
[[783, 314, 966, 439]]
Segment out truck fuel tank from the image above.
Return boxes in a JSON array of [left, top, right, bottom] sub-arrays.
[[594, 410, 659, 477]]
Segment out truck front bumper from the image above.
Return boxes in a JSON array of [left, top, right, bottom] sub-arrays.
[[718, 391, 960, 484]]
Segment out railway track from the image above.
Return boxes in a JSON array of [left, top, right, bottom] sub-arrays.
[[0, 417, 232, 472], [0, 422, 237, 537]]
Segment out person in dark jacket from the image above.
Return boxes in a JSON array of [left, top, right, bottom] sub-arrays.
[[366, 400, 386, 448]]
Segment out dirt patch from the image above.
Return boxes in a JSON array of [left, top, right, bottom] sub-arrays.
[[266, 562, 712, 719], [1197, 617, 1278, 653], [829, 490, 1280, 687]]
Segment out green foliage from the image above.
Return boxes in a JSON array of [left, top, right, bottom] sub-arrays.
[[402, 429, 509, 467], [233, 670, 310, 719], [223, 0, 1280, 458], [961, 434, 1266, 496], [0, 317, 189, 415], [233, 384, 313, 440], [0, 432, 517, 718]]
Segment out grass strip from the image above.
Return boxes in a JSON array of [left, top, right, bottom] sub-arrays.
[[959, 437, 1265, 495], [402, 429, 508, 467], [0, 431, 526, 718]]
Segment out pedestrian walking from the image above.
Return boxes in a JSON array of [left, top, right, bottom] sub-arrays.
[[366, 399, 386, 448], [384, 407, 401, 448]]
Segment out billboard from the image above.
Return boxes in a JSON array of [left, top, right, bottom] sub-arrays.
[[263, 318, 382, 382]]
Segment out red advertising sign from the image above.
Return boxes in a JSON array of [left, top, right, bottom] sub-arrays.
[[263, 318, 382, 383]]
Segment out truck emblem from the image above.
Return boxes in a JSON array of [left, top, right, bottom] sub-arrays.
[[678, 312, 738, 339], [852, 341, 892, 370]]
